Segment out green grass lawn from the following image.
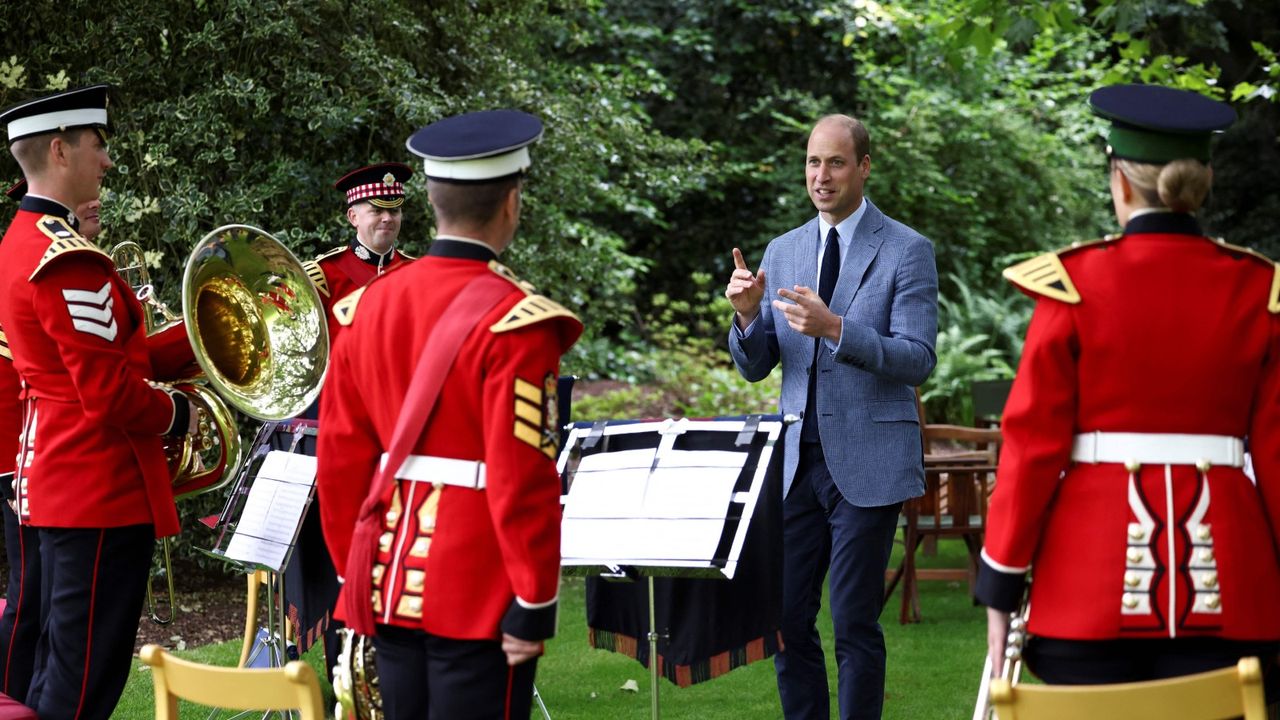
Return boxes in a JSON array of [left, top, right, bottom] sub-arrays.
[[115, 539, 987, 719]]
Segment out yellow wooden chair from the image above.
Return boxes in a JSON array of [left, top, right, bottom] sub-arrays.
[[239, 569, 275, 667], [139, 644, 325, 720], [990, 656, 1268, 720]]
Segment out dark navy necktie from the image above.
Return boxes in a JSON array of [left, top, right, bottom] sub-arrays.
[[801, 227, 841, 442], [818, 226, 840, 305]]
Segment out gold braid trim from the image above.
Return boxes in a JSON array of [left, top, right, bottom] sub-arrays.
[[1002, 236, 1119, 305], [29, 216, 108, 281]]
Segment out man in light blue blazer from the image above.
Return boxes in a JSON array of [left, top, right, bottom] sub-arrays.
[[725, 114, 937, 719]]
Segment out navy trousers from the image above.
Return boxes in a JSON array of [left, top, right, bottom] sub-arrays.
[[373, 624, 538, 720], [27, 525, 153, 720], [775, 442, 901, 720], [0, 502, 40, 702]]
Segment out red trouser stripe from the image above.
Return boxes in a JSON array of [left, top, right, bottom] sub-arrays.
[[74, 531, 105, 720], [503, 664, 516, 720]]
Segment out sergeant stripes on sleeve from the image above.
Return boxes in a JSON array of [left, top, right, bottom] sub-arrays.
[[512, 376, 557, 460], [62, 282, 118, 342], [0, 327, 11, 361]]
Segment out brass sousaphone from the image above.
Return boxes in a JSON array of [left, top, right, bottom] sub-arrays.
[[182, 224, 328, 423], [112, 224, 328, 623], [334, 628, 382, 720]]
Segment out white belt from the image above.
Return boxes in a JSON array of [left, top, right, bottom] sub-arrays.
[[380, 453, 486, 490], [1070, 432, 1245, 469]]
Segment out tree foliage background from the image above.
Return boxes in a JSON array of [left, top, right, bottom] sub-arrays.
[[0, 0, 709, 352], [2, 0, 1277, 427]]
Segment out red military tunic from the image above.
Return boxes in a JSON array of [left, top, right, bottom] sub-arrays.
[[978, 212, 1280, 641], [303, 240, 411, 345], [317, 239, 581, 641], [1, 326, 18, 481], [0, 202, 187, 537]]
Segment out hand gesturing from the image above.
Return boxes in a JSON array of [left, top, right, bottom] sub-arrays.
[[725, 247, 767, 328]]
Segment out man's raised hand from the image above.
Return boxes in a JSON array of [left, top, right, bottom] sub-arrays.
[[726, 247, 767, 328]]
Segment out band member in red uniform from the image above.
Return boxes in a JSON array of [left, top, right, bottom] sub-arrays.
[[303, 162, 414, 345], [0, 85, 196, 719], [977, 84, 1280, 690], [291, 162, 414, 678], [0, 178, 102, 705], [317, 109, 581, 719]]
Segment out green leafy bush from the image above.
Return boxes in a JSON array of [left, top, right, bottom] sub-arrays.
[[920, 275, 1028, 424], [0, 0, 710, 561], [572, 272, 780, 421]]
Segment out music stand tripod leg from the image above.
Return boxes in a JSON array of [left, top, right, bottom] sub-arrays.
[[649, 575, 660, 720], [532, 684, 552, 720], [216, 570, 297, 720]]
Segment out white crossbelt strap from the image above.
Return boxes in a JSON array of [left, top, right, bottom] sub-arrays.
[[1070, 432, 1245, 468], [379, 453, 486, 489]]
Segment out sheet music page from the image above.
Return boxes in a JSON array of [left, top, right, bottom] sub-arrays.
[[561, 446, 748, 565], [562, 518, 728, 562], [224, 451, 317, 571], [647, 449, 746, 518], [562, 449, 653, 519]]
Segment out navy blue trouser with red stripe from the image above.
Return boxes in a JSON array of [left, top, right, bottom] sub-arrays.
[[373, 624, 539, 720], [0, 501, 41, 702], [28, 525, 153, 720]]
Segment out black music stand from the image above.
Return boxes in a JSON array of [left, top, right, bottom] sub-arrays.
[[557, 415, 784, 720], [203, 420, 319, 694]]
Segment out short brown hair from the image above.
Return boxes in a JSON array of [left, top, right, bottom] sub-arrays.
[[427, 176, 520, 227], [817, 114, 871, 162], [10, 129, 87, 176]]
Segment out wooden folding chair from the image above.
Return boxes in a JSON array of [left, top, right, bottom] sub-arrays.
[[239, 568, 274, 667], [140, 644, 325, 720], [885, 390, 1000, 623], [990, 656, 1268, 720]]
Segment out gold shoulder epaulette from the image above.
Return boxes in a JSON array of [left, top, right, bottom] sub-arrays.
[[1211, 238, 1280, 314], [491, 295, 579, 334], [315, 245, 347, 261], [1271, 266, 1280, 315], [488, 260, 538, 294], [0, 327, 11, 361], [302, 260, 329, 298], [333, 286, 367, 327], [396, 247, 417, 261], [29, 216, 110, 281], [1002, 235, 1119, 305]]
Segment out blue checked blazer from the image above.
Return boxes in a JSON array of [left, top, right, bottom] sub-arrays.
[[729, 199, 938, 506]]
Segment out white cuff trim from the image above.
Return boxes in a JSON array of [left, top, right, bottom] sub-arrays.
[[516, 594, 558, 610], [980, 547, 1030, 574]]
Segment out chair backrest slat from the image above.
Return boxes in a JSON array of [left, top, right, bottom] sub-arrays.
[[991, 657, 1266, 720], [140, 644, 325, 720]]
